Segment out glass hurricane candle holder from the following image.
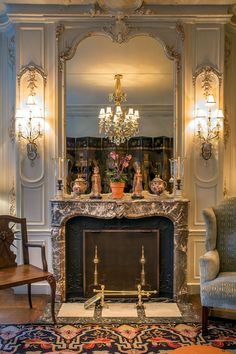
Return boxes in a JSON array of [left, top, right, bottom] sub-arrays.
[[52, 157, 64, 198], [169, 157, 184, 198]]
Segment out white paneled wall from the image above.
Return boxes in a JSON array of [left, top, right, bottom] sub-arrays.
[[0, 6, 234, 294]]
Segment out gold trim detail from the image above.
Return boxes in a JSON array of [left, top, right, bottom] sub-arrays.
[[9, 181, 16, 216], [176, 21, 185, 42], [17, 63, 47, 87], [223, 106, 230, 148], [9, 105, 16, 144], [225, 34, 232, 69], [56, 24, 65, 41], [165, 45, 181, 73], [192, 65, 222, 97]]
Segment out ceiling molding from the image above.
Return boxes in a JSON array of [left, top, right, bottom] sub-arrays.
[[2, 4, 232, 24]]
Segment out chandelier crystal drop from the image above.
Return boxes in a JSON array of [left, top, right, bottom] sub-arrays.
[[98, 74, 140, 145]]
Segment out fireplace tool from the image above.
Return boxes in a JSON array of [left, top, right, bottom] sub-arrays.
[[84, 284, 157, 309]]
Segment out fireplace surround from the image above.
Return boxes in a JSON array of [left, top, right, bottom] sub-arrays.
[[51, 194, 189, 302]]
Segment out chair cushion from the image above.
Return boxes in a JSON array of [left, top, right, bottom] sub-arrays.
[[0, 264, 52, 289], [200, 272, 236, 309]]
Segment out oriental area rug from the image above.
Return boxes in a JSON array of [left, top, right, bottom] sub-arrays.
[[1, 322, 236, 354]]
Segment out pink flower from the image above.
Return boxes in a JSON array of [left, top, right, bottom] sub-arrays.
[[110, 151, 117, 160]]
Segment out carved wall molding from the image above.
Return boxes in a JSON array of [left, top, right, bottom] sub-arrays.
[[56, 23, 65, 41], [103, 17, 132, 44], [165, 45, 181, 73], [8, 105, 15, 144], [176, 21, 185, 42], [9, 180, 16, 216], [8, 35, 15, 70], [17, 62, 47, 87], [224, 33, 232, 69], [97, 0, 143, 15], [192, 65, 222, 97], [223, 106, 230, 148]]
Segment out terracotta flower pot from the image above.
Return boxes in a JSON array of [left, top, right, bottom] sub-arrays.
[[110, 181, 125, 198]]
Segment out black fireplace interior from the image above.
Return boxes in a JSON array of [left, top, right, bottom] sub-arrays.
[[65, 216, 173, 301]]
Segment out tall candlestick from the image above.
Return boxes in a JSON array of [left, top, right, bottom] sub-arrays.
[[58, 157, 62, 180], [177, 156, 181, 180]]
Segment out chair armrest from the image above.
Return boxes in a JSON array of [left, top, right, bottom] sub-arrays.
[[199, 249, 220, 283], [24, 242, 48, 272]]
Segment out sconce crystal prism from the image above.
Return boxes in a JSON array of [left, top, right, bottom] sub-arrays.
[[195, 94, 224, 160]]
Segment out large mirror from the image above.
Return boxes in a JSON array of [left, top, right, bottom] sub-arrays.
[[65, 35, 174, 194]]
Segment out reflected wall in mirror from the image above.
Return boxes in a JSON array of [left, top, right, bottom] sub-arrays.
[[66, 35, 174, 194]]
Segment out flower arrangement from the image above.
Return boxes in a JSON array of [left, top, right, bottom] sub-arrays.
[[107, 151, 132, 183]]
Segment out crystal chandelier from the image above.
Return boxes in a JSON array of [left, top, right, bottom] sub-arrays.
[[98, 74, 140, 145]]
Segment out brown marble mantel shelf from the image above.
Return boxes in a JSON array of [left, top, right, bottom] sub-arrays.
[[50, 192, 189, 228]]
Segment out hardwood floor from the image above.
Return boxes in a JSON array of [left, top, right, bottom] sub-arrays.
[[0, 289, 203, 324], [0, 289, 49, 324]]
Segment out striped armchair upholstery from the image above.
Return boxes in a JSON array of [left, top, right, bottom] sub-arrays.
[[199, 197, 236, 335]]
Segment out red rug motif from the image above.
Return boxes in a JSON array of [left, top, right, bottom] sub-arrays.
[[0, 322, 236, 353]]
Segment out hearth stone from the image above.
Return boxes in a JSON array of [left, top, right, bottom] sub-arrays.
[[50, 193, 189, 302]]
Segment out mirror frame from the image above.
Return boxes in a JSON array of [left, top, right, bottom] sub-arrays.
[[56, 17, 184, 188]]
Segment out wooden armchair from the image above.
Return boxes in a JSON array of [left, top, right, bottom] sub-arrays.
[[0, 215, 56, 323]]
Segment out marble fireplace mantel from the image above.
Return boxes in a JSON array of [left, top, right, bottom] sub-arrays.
[[50, 193, 189, 302]]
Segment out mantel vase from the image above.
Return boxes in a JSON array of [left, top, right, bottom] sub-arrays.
[[110, 181, 125, 199]]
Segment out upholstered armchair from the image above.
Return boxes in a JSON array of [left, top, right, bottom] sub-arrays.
[[199, 197, 236, 335]]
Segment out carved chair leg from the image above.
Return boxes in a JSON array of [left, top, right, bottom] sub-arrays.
[[47, 275, 57, 324], [202, 306, 209, 336], [27, 283, 32, 308]]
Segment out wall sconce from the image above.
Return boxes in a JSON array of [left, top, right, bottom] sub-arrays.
[[15, 64, 46, 163], [195, 94, 224, 160], [15, 94, 44, 161]]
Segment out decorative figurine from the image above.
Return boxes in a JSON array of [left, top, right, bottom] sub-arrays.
[[90, 166, 102, 199], [132, 162, 144, 199], [71, 174, 88, 197], [150, 175, 167, 196]]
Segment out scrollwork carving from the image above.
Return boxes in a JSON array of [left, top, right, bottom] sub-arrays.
[[225, 34, 232, 69], [103, 17, 131, 44], [192, 65, 222, 97], [176, 21, 185, 42], [223, 106, 230, 148], [17, 63, 47, 87], [56, 23, 65, 41], [8, 105, 16, 144], [9, 181, 16, 216], [8, 35, 15, 70], [0, 225, 16, 268], [165, 45, 181, 73]]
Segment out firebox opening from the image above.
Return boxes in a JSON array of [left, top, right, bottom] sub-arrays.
[[83, 230, 159, 297], [65, 216, 173, 301]]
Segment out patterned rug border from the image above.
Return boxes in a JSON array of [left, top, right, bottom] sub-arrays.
[[1, 321, 236, 354]]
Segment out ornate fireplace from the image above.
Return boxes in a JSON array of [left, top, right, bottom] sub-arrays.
[[51, 194, 189, 302]]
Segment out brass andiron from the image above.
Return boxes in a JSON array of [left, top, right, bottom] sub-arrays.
[[93, 245, 99, 286], [140, 245, 146, 286], [86, 284, 157, 308]]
